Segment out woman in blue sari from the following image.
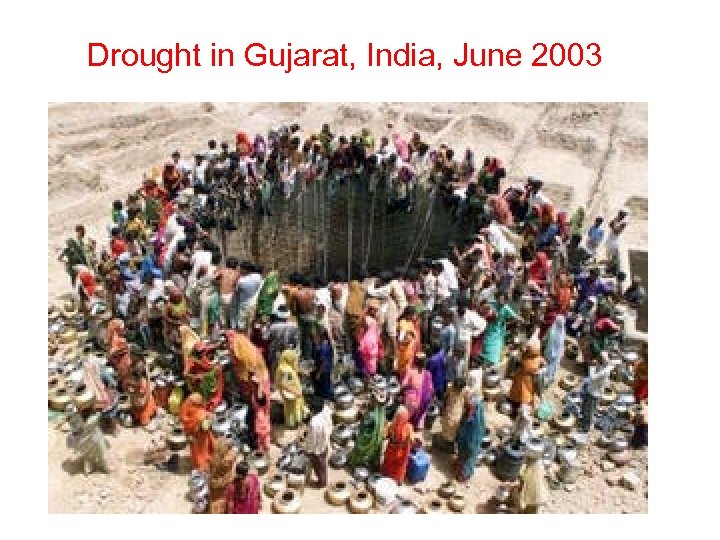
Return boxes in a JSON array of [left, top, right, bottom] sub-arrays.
[[482, 292, 522, 365], [454, 388, 486, 482], [312, 328, 335, 400]]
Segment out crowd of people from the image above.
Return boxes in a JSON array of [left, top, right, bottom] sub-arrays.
[[52, 121, 648, 514]]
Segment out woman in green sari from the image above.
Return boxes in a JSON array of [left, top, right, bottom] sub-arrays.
[[482, 293, 523, 366], [256, 270, 279, 319], [569, 206, 586, 246], [348, 391, 387, 469]]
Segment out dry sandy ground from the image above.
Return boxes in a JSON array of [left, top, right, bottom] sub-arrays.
[[47, 102, 648, 513]]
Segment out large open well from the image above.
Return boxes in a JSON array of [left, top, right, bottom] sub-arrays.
[[221, 179, 471, 280]]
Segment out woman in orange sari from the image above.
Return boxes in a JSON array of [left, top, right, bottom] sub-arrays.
[[107, 319, 132, 390], [396, 307, 420, 378], [509, 338, 545, 416], [381, 405, 414, 484], [225, 330, 272, 451], [126, 362, 157, 427], [180, 393, 215, 471]]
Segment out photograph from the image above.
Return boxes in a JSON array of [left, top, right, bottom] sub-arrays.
[[47, 102, 648, 514]]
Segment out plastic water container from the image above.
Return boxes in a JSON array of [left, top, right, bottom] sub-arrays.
[[406, 448, 430, 484]]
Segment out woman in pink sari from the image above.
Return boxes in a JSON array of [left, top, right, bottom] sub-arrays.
[[402, 353, 434, 430], [356, 300, 382, 377], [225, 463, 261, 514], [392, 134, 410, 162]]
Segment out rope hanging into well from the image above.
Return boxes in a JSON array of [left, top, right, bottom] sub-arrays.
[[404, 187, 437, 271], [364, 176, 378, 271], [347, 175, 354, 282]]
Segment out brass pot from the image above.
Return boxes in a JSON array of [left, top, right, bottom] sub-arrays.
[[167, 427, 187, 451], [424, 499, 445, 514], [72, 382, 96, 411], [437, 481, 455, 499], [48, 374, 65, 396], [248, 451, 269, 476], [600, 388, 618, 406], [49, 387, 71, 411], [553, 412, 576, 433], [272, 489, 301, 514], [326, 481, 351, 506], [560, 374, 580, 391], [265, 473, 286, 498], [117, 393, 132, 412], [483, 386, 503, 402], [333, 405, 359, 424], [448, 494, 466, 513], [348, 490, 373, 514]]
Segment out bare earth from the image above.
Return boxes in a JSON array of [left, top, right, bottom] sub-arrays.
[[47, 102, 648, 514]]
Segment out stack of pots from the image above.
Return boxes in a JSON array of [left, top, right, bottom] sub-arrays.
[[483, 368, 503, 402], [333, 385, 358, 424], [494, 441, 526, 482], [188, 470, 209, 513]]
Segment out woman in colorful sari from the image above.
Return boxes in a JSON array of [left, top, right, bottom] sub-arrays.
[[633, 345, 648, 402], [356, 300, 382, 378], [455, 388, 486, 483], [275, 348, 307, 429], [392, 133, 410, 162], [126, 362, 157, 427], [526, 251, 551, 293], [552, 271, 573, 315], [543, 315, 565, 387], [225, 330, 271, 451], [402, 353, 434, 431], [348, 391, 387, 469], [482, 293, 522, 366], [225, 463, 261, 514], [440, 376, 468, 444], [312, 328, 335, 400], [509, 339, 544, 416], [345, 280, 366, 344], [426, 348, 448, 403], [395, 307, 420, 378], [107, 319, 132, 390], [381, 405, 414, 484], [179, 325, 224, 411], [179, 392, 215, 471], [163, 286, 189, 353]]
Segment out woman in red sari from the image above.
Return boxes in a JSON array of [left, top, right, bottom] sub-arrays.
[[526, 251, 551, 293], [225, 463, 261, 514], [107, 319, 132, 390], [381, 405, 414, 484]]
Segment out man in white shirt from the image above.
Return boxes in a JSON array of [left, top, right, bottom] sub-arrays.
[[303, 397, 333, 488], [191, 154, 207, 188], [436, 255, 459, 306], [580, 352, 620, 431], [432, 262, 451, 310], [452, 299, 487, 380]]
